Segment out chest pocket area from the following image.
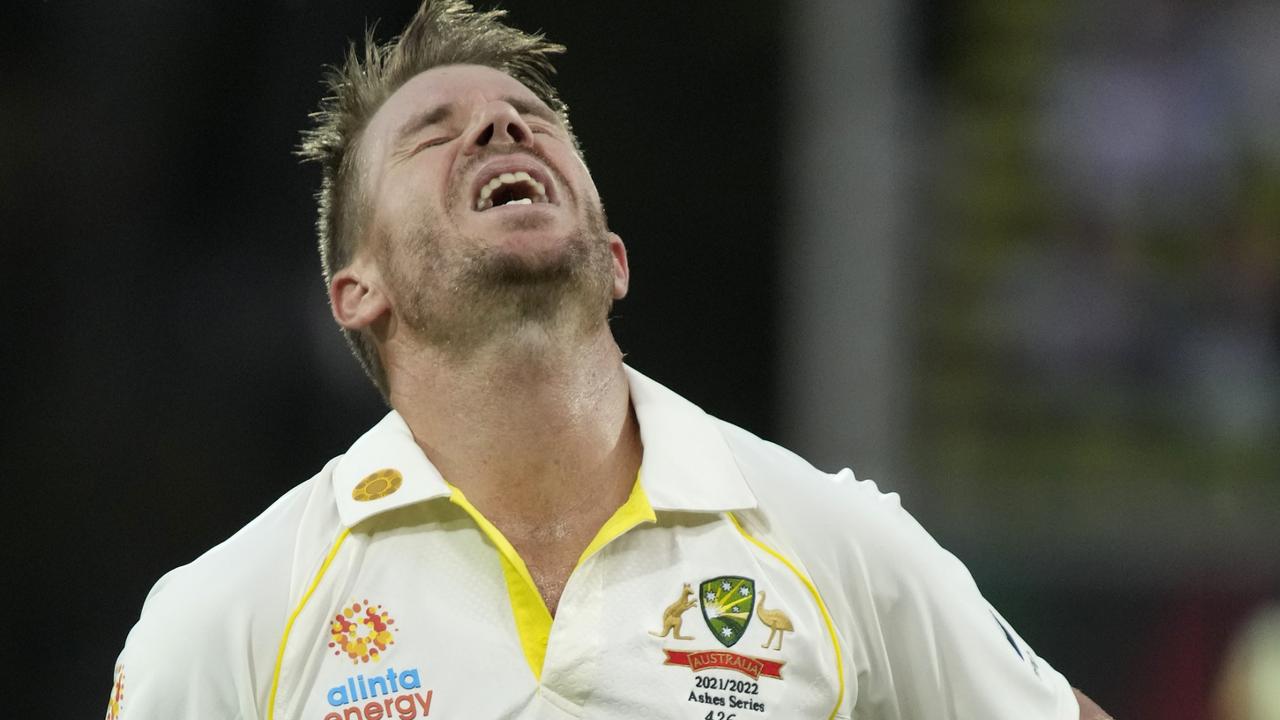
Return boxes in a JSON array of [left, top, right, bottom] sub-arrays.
[[566, 514, 846, 719]]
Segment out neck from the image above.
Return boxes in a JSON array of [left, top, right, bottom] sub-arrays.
[[386, 325, 641, 530]]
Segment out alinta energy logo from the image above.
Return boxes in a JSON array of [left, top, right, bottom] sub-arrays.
[[330, 600, 398, 664], [323, 600, 433, 720], [104, 664, 125, 720]]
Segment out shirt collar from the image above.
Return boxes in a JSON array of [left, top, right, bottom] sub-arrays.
[[332, 411, 452, 527], [331, 364, 757, 527], [624, 365, 757, 513]]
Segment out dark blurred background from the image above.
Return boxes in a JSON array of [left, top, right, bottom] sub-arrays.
[[5, 1, 1277, 717]]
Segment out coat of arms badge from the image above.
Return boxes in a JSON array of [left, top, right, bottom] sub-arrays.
[[698, 576, 755, 648]]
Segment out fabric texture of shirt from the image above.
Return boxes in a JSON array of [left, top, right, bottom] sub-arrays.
[[108, 366, 1079, 720]]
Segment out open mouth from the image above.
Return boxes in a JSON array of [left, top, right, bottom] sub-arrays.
[[474, 170, 551, 211]]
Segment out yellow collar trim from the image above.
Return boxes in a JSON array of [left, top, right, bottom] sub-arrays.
[[578, 472, 657, 566], [446, 474, 654, 682]]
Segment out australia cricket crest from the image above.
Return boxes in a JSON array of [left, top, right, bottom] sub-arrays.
[[699, 576, 755, 648]]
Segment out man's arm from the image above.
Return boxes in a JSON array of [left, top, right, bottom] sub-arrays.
[[1073, 688, 1114, 720]]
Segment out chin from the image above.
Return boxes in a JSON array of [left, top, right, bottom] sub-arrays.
[[494, 230, 572, 257], [486, 219, 588, 264], [482, 240, 580, 285]]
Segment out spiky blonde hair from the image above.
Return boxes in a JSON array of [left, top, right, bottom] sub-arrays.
[[298, 0, 575, 399]]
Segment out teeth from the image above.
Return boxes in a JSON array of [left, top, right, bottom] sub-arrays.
[[474, 170, 550, 211]]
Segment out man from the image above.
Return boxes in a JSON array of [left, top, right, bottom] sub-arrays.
[[109, 2, 1112, 718]]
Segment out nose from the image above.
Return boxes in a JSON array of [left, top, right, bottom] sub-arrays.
[[462, 101, 534, 155]]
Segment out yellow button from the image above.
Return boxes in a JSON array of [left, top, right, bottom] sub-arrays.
[[352, 468, 403, 502]]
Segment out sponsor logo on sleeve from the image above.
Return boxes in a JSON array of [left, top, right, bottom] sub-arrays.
[[104, 664, 124, 720], [991, 610, 1041, 677]]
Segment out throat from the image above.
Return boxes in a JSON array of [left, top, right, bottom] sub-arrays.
[[512, 542, 582, 616], [486, 486, 629, 615]]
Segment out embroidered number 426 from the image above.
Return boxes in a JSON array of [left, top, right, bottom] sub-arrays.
[[704, 713, 736, 720]]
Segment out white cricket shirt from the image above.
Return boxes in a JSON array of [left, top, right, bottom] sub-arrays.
[[109, 366, 1079, 719]]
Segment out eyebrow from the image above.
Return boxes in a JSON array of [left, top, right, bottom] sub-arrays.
[[393, 95, 561, 148]]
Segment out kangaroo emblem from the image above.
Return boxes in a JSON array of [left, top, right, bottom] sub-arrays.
[[650, 583, 697, 640]]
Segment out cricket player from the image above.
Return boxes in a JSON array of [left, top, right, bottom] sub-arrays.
[[108, 2, 1113, 718]]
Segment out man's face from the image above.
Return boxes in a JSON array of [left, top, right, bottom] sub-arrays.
[[356, 64, 627, 356]]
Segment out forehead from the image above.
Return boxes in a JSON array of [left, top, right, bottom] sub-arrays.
[[366, 64, 548, 142]]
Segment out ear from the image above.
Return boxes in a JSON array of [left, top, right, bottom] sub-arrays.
[[607, 231, 631, 300], [329, 257, 391, 331]]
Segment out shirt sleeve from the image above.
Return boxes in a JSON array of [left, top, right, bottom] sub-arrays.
[[106, 484, 311, 720], [105, 478, 320, 719], [841, 477, 1079, 720], [107, 561, 276, 720]]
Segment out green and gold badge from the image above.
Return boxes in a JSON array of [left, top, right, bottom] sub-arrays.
[[698, 576, 755, 648]]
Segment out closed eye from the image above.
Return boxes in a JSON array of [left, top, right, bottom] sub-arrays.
[[412, 136, 453, 154], [526, 120, 561, 137]]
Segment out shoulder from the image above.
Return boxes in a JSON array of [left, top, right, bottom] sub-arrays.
[[714, 420, 1078, 720], [114, 459, 344, 715], [713, 419, 987, 633], [140, 462, 339, 620], [714, 419, 925, 566]]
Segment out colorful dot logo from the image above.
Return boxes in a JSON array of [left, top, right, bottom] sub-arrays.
[[105, 664, 124, 720], [329, 600, 397, 664], [352, 469, 403, 502]]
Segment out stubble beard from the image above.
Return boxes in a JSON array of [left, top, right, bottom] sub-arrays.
[[384, 198, 616, 363]]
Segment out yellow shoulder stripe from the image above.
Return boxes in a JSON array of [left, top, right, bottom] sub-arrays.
[[727, 512, 846, 720], [267, 528, 352, 720]]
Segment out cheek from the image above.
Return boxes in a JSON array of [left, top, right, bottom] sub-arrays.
[[380, 189, 452, 244], [567, 169, 603, 210], [570, 155, 598, 194], [384, 157, 455, 213]]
